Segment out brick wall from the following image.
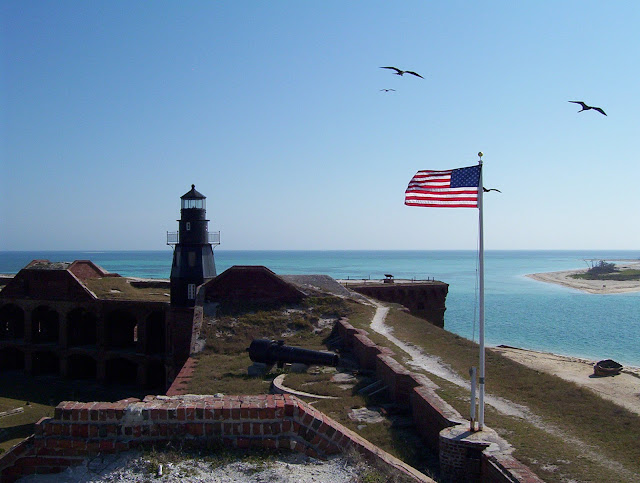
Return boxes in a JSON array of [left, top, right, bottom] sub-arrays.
[[0, 394, 432, 482], [68, 260, 111, 281]]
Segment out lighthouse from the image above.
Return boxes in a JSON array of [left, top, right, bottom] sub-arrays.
[[167, 185, 220, 307]]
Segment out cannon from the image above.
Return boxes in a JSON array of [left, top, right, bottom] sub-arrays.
[[247, 339, 339, 367]]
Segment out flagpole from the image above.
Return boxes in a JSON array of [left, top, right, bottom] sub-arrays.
[[477, 151, 485, 430]]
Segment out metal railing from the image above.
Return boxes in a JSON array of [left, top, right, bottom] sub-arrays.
[[166, 232, 179, 245], [208, 231, 221, 245], [166, 231, 221, 246]]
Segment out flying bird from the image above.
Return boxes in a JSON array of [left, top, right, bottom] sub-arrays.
[[380, 88, 396, 92], [380, 66, 424, 79], [483, 187, 502, 193], [568, 101, 607, 116]]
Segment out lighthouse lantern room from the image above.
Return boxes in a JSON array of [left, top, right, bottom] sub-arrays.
[[167, 184, 220, 307]]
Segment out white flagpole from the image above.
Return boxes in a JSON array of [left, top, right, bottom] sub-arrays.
[[477, 152, 485, 430]]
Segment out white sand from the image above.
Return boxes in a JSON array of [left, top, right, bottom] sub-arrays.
[[490, 346, 640, 416], [526, 261, 640, 294]]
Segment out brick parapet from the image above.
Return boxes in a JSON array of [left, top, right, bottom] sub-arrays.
[[0, 394, 434, 482]]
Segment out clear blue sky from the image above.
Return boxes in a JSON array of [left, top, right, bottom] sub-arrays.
[[2, 1, 638, 251]]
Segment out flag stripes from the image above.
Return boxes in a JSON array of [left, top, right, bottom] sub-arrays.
[[405, 165, 481, 208]]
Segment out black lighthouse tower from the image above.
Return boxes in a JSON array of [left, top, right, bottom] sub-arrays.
[[167, 185, 220, 307]]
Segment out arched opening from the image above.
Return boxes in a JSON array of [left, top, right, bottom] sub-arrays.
[[32, 351, 60, 375], [106, 310, 138, 349], [67, 308, 98, 346], [0, 304, 25, 340], [67, 354, 97, 379], [105, 357, 138, 385], [0, 347, 25, 371], [32, 306, 59, 343], [145, 311, 166, 354], [146, 360, 166, 390]]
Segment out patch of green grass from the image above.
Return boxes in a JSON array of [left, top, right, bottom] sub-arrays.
[[189, 296, 353, 395], [83, 277, 170, 301], [142, 440, 281, 476], [201, 296, 350, 355], [572, 269, 640, 281]]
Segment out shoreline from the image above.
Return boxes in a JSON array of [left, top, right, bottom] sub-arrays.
[[526, 261, 640, 294], [489, 345, 640, 416]]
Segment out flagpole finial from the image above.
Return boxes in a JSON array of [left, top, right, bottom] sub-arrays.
[[478, 152, 483, 158]]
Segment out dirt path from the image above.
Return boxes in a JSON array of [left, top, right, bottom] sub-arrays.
[[369, 301, 530, 419]]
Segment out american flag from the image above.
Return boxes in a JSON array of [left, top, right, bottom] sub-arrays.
[[405, 164, 481, 208]]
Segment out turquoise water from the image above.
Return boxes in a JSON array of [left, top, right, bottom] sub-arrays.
[[1, 250, 639, 367]]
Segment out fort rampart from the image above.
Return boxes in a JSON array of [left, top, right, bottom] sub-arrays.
[[0, 394, 429, 482], [344, 280, 448, 327]]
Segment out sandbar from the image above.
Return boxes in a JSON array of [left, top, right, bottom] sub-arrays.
[[526, 261, 640, 294], [490, 345, 640, 416]]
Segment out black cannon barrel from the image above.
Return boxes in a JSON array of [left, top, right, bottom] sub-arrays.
[[247, 339, 339, 367]]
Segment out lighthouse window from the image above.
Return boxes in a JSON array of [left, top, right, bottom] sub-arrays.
[[186, 222, 191, 231], [181, 199, 205, 210], [188, 251, 196, 267], [187, 284, 196, 299]]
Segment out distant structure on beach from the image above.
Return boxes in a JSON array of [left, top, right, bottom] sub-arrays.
[[167, 185, 220, 307]]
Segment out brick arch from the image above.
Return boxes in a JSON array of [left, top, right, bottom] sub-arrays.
[[0, 346, 25, 371], [105, 357, 138, 385], [145, 310, 166, 354], [32, 350, 59, 375], [67, 353, 97, 379], [146, 360, 166, 390], [32, 305, 59, 343], [0, 303, 24, 340], [105, 309, 138, 349], [67, 308, 97, 347]]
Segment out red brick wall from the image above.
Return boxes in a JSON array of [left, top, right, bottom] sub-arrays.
[[203, 266, 305, 305], [68, 261, 109, 281], [0, 395, 432, 482], [0, 269, 94, 302]]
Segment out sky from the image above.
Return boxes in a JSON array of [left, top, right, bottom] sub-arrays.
[[1, 1, 639, 251]]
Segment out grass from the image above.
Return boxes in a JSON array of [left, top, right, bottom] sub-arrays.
[[571, 268, 640, 281], [188, 296, 352, 396], [83, 277, 170, 301]]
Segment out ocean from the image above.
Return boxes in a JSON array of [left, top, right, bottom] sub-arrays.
[[1, 250, 639, 367]]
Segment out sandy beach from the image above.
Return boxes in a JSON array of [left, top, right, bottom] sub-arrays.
[[526, 261, 640, 294], [490, 345, 640, 416]]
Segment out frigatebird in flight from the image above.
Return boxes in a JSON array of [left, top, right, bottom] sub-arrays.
[[568, 101, 607, 116], [380, 88, 396, 92], [380, 66, 424, 79], [483, 187, 502, 193]]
